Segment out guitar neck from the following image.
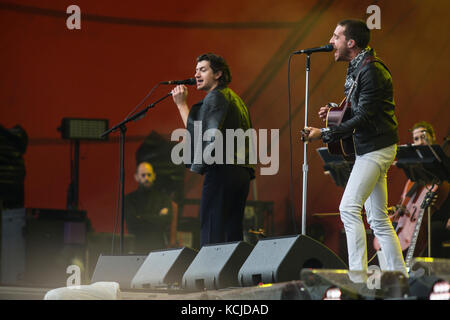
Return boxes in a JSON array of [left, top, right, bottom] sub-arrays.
[[405, 208, 426, 268]]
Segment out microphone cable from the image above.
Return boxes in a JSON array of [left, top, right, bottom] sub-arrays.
[[124, 83, 161, 120], [111, 82, 161, 254]]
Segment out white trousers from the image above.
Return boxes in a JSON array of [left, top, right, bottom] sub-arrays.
[[340, 144, 407, 275]]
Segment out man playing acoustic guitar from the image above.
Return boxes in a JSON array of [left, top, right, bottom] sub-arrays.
[[302, 19, 407, 278]]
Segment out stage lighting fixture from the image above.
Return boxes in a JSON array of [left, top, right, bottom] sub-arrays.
[[59, 118, 108, 140], [301, 268, 410, 300], [409, 276, 450, 300], [429, 280, 449, 300], [300, 269, 360, 300], [323, 286, 342, 300]]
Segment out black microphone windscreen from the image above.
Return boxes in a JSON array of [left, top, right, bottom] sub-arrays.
[[323, 44, 333, 51], [161, 78, 196, 85], [185, 78, 196, 85]]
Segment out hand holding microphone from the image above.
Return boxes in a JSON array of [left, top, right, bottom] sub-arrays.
[[171, 85, 188, 107], [163, 78, 194, 106], [170, 84, 190, 127], [159, 77, 192, 112]]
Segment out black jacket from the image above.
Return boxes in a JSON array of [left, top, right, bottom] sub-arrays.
[[322, 49, 399, 155], [186, 86, 255, 177], [124, 187, 173, 252]]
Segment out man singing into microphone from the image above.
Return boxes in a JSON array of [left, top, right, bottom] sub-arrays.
[[171, 53, 255, 247], [302, 20, 407, 278]]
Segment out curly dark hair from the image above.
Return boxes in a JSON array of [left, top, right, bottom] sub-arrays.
[[197, 53, 232, 87]]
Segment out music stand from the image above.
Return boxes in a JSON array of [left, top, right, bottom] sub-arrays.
[[395, 144, 450, 185], [316, 147, 354, 187], [395, 144, 450, 259]]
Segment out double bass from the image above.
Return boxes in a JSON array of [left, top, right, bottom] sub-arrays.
[[373, 180, 449, 268]]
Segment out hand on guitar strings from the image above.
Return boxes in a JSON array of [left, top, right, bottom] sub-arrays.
[[301, 126, 322, 142], [318, 102, 338, 121], [318, 105, 330, 121]]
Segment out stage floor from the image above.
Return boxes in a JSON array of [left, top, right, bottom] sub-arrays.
[[0, 278, 403, 301], [0, 281, 308, 300]]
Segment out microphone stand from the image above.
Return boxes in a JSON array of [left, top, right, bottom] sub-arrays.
[[101, 92, 172, 254], [301, 54, 311, 235], [421, 133, 441, 258]]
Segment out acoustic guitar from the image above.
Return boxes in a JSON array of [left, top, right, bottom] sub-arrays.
[[324, 56, 389, 160], [325, 97, 355, 161]]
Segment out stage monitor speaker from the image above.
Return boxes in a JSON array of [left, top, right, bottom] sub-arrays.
[[131, 247, 197, 289], [238, 234, 347, 287], [91, 254, 146, 289], [182, 241, 253, 291]]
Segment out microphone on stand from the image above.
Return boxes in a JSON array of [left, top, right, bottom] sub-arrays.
[[293, 44, 334, 55], [160, 78, 196, 85]]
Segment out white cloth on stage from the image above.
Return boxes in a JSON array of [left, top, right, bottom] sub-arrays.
[[44, 282, 121, 300]]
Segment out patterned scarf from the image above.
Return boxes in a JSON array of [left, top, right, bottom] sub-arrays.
[[344, 47, 370, 97]]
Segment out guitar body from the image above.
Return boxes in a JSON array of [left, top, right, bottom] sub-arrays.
[[326, 98, 355, 161], [396, 184, 432, 255]]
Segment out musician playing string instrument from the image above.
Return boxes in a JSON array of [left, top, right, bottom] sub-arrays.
[[302, 19, 407, 277], [388, 122, 450, 259]]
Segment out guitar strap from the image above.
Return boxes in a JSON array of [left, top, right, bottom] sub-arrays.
[[346, 55, 392, 103], [364, 56, 392, 75]]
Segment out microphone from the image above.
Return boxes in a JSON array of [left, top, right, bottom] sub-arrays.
[[293, 44, 334, 55], [160, 78, 196, 85]]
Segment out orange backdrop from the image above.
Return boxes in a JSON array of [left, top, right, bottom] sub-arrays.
[[1, 0, 449, 255]]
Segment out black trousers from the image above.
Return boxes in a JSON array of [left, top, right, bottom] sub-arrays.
[[199, 165, 251, 247]]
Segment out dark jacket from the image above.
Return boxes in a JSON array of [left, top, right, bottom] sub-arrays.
[[186, 86, 255, 177], [322, 49, 399, 155], [124, 187, 173, 252]]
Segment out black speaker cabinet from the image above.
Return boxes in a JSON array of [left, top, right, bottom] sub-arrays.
[[238, 234, 347, 286], [1, 208, 87, 287], [182, 241, 253, 291], [1, 208, 26, 285], [91, 254, 146, 289], [131, 247, 197, 289]]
